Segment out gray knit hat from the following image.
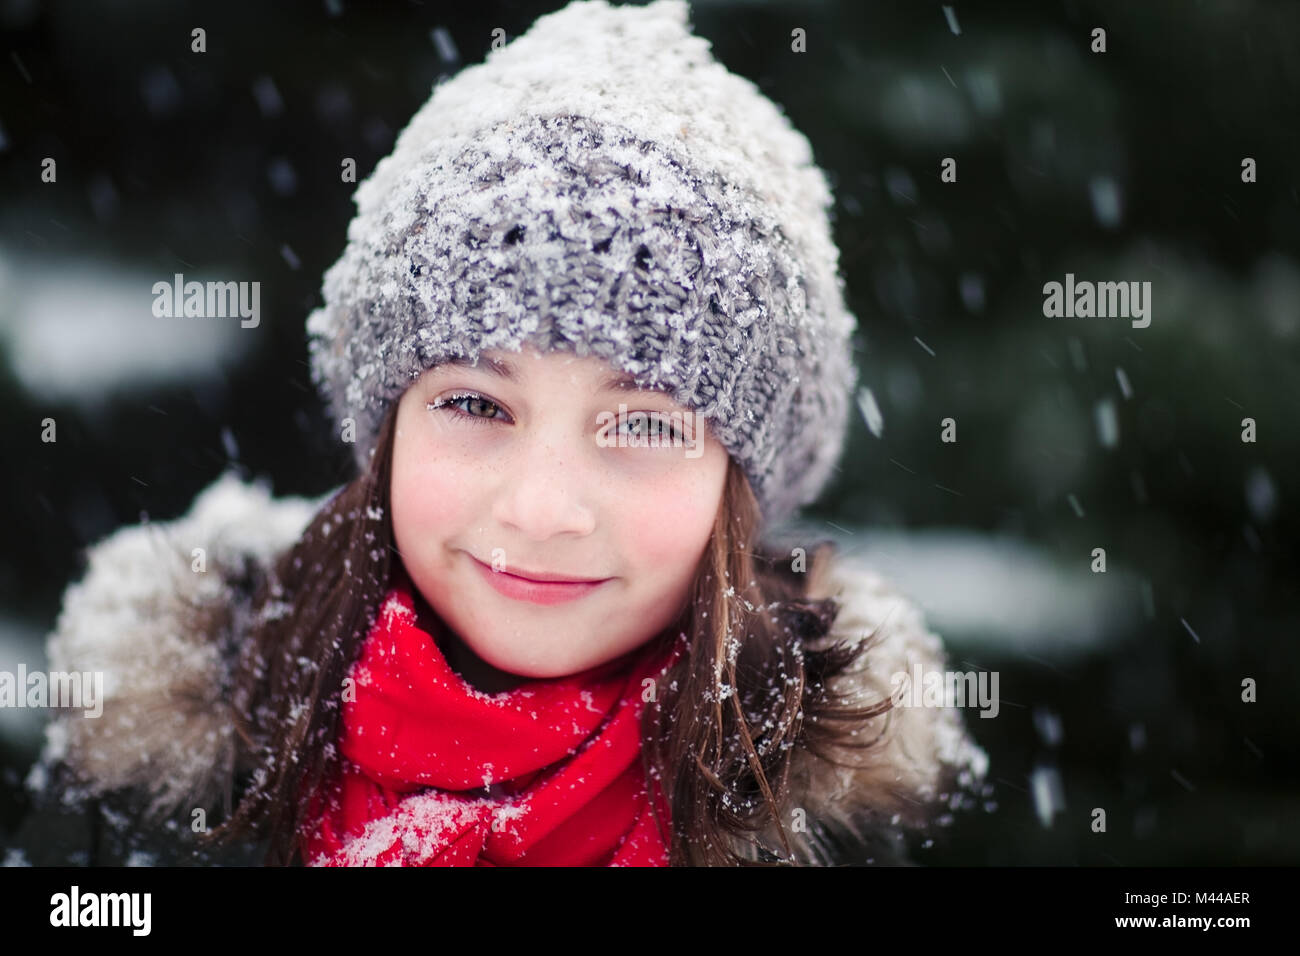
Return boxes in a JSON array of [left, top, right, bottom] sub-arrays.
[[306, 0, 858, 528]]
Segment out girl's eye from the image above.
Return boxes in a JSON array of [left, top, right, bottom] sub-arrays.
[[619, 413, 686, 445], [427, 392, 509, 426]]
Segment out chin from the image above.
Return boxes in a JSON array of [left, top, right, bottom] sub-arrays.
[[451, 629, 554, 675], [465, 633, 611, 681], [504, 660, 579, 681]]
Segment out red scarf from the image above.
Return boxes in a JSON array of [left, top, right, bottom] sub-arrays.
[[299, 575, 684, 866]]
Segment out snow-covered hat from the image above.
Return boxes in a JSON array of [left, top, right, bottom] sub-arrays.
[[306, 0, 858, 527]]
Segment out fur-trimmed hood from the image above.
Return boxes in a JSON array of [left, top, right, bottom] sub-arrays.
[[34, 471, 988, 865]]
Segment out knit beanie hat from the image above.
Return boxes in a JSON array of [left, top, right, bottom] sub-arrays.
[[306, 0, 858, 528]]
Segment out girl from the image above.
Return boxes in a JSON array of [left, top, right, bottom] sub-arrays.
[[32, 0, 987, 866]]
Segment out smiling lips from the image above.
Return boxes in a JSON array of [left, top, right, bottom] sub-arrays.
[[470, 555, 611, 606]]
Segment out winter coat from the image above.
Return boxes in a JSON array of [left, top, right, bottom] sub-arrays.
[[14, 472, 988, 866]]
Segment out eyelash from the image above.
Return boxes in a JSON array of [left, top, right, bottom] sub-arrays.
[[427, 391, 509, 426], [427, 391, 688, 443]]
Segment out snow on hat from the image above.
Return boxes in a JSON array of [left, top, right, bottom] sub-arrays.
[[306, 0, 858, 527]]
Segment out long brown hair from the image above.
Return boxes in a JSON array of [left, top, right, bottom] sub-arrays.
[[204, 398, 893, 865]]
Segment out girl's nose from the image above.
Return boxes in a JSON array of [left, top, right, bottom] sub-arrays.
[[490, 431, 598, 542]]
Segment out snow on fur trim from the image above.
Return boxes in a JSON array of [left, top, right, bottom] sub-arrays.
[[797, 554, 990, 834], [35, 473, 323, 821]]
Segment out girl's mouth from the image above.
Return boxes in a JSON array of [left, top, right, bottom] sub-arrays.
[[468, 555, 611, 606]]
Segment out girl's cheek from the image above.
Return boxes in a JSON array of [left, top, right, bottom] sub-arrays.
[[393, 465, 460, 533], [615, 453, 723, 565], [391, 428, 480, 543]]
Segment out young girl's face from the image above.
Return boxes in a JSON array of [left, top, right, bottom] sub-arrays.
[[390, 345, 729, 682]]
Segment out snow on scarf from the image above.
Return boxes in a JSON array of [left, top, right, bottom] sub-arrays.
[[299, 578, 684, 866]]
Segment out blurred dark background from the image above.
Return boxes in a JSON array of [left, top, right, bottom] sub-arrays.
[[1, 0, 1297, 865]]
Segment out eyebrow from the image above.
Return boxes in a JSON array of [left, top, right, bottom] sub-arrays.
[[441, 354, 669, 394]]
